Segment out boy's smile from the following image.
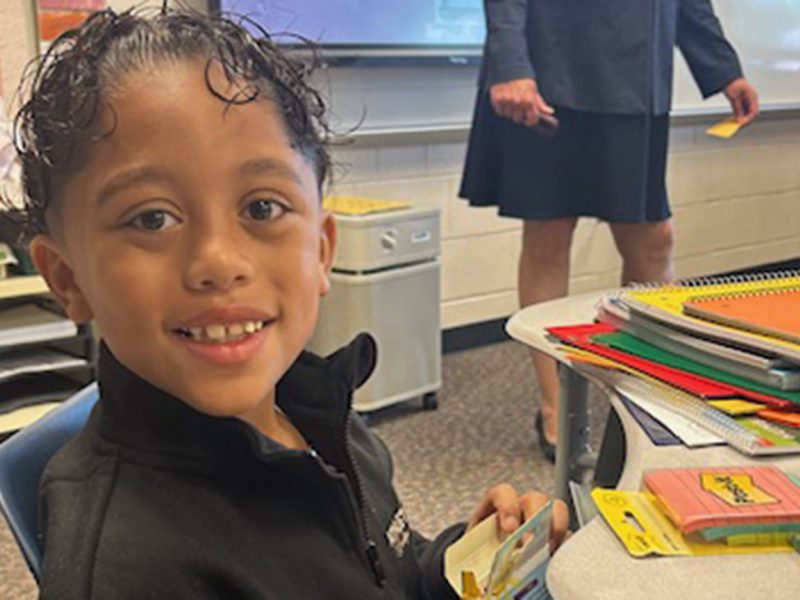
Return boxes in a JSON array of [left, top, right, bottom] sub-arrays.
[[31, 59, 335, 432], [171, 305, 276, 365]]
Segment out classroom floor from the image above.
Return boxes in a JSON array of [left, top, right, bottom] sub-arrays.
[[0, 339, 610, 597]]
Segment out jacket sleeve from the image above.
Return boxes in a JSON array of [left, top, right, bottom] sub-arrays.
[[484, 0, 535, 85], [676, 0, 743, 98], [411, 523, 467, 600]]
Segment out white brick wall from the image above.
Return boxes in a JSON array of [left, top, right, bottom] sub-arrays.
[[330, 113, 800, 329]]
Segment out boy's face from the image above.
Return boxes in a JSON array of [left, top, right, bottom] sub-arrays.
[[31, 59, 335, 420]]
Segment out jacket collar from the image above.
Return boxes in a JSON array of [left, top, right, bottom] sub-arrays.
[[95, 334, 377, 464]]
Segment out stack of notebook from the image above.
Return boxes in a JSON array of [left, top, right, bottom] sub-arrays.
[[548, 271, 800, 456]]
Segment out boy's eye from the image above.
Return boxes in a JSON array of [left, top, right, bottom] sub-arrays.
[[128, 210, 179, 231], [245, 199, 288, 221]]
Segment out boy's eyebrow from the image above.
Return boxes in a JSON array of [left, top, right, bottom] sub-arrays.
[[237, 158, 303, 185], [96, 159, 302, 204], [96, 166, 171, 204]]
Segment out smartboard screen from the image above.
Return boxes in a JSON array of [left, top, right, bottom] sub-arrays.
[[213, 0, 486, 58]]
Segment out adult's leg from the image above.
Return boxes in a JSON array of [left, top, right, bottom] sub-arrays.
[[591, 218, 674, 486], [518, 217, 579, 444], [609, 218, 675, 286]]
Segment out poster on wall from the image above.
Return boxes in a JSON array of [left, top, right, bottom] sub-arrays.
[[36, 0, 107, 51]]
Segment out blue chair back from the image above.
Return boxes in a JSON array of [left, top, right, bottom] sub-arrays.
[[0, 383, 98, 582]]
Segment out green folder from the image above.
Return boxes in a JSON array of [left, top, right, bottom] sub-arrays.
[[593, 331, 800, 406]]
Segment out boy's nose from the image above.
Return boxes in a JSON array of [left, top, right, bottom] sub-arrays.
[[182, 228, 256, 292]]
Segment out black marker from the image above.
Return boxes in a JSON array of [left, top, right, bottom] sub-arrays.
[[534, 113, 559, 136]]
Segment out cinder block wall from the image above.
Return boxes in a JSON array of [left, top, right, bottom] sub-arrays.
[[330, 113, 800, 329]]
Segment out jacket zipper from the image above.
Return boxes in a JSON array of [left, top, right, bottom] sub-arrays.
[[306, 420, 386, 588], [342, 411, 386, 587]]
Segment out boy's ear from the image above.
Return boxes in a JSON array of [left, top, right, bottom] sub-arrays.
[[29, 235, 94, 323], [318, 212, 337, 296]]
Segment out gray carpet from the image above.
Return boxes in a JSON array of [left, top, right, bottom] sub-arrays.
[[0, 340, 610, 598], [369, 340, 609, 538]]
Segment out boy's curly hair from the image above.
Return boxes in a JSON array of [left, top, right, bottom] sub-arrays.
[[9, 6, 331, 241]]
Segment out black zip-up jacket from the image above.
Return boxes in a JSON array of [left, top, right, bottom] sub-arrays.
[[38, 335, 463, 599]]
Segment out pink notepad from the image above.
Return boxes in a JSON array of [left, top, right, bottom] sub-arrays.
[[643, 465, 800, 534]]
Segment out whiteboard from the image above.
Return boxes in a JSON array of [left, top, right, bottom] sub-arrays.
[[673, 0, 800, 113], [319, 0, 800, 134]]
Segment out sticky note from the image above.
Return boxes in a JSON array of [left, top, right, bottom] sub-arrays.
[[706, 117, 742, 139]]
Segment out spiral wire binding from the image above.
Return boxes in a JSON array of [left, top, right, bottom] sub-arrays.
[[686, 284, 800, 305], [582, 366, 765, 455], [608, 269, 800, 301]]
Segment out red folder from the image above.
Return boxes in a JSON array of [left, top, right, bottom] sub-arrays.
[[547, 323, 791, 408]]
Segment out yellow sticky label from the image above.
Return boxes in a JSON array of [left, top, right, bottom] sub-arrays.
[[323, 195, 411, 215], [700, 473, 778, 506], [706, 117, 742, 139], [707, 399, 765, 416]]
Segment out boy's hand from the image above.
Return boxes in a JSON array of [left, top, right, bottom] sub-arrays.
[[466, 484, 570, 553]]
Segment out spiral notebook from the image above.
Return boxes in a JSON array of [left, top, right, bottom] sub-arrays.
[[684, 287, 800, 346], [615, 271, 800, 364], [598, 296, 788, 371], [588, 368, 800, 456]]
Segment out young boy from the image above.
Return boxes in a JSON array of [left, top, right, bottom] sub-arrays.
[[13, 8, 567, 598]]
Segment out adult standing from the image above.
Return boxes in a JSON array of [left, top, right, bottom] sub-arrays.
[[459, 0, 759, 461]]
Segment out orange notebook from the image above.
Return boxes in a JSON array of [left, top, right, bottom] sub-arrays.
[[643, 465, 800, 534], [758, 409, 800, 429], [684, 288, 800, 346]]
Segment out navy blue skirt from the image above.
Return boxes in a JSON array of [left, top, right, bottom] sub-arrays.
[[459, 92, 671, 223]]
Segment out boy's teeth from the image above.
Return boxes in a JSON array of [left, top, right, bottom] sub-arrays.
[[183, 321, 266, 342], [205, 324, 226, 340]]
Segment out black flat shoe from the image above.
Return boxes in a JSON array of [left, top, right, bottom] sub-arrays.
[[535, 411, 557, 463]]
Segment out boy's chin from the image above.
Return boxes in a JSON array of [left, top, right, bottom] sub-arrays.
[[176, 385, 272, 420]]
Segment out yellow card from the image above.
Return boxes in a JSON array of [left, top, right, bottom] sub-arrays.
[[706, 117, 742, 139], [323, 195, 410, 216], [707, 399, 765, 416]]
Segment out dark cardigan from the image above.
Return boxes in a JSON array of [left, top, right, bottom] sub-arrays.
[[481, 0, 743, 114]]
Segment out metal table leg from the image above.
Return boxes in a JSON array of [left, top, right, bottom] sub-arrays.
[[554, 366, 595, 529]]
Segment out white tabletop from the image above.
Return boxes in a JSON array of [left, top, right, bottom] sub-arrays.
[[506, 292, 800, 600]]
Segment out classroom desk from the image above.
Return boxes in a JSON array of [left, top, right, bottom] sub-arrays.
[[506, 292, 800, 600]]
